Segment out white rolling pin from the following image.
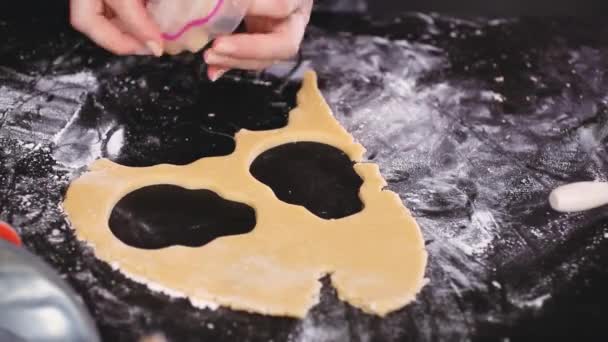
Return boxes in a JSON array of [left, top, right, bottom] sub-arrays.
[[549, 181, 608, 213]]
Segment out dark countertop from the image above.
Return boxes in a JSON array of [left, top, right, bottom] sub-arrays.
[[1, 5, 608, 342]]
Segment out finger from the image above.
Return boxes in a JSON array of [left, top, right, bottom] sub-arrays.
[[207, 65, 231, 82], [70, 0, 143, 55], [106, 0, 163, 56], [204, 51, 275, 70], [210, 23, 305, 60], [247, 0, 302, 18]]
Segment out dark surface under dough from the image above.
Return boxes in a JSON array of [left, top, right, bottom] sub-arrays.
[[109, 185, 257, 250], [250, 142, 364, 220]]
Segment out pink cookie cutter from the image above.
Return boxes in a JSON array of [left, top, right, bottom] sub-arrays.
[[161, 0, 225, 41]]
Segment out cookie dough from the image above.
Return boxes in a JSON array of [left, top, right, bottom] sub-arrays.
[[63, 71, 428, 317], [549, 181, 608, 212]]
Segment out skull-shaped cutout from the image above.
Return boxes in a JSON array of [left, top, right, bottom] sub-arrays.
[[63, 72, 428, 317]]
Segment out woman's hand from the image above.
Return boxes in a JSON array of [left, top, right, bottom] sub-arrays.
[[70, 0, 312, 80], [70, 0, 163, 56], [205, 0, 313, 81]]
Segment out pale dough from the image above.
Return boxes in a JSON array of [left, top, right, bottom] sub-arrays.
[[549, 181, 608, 212], [63, 71, 428, 317]]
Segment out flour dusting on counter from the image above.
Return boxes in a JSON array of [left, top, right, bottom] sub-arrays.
[[2, 12, 608, 341]]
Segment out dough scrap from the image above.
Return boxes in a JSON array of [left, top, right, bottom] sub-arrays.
[[63, 71, 428, 317]]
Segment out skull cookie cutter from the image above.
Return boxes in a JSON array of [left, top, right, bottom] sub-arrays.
[[63, 71, 428, 317]]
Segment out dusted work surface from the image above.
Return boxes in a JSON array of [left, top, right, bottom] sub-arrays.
[[1, 8, 608, 342]]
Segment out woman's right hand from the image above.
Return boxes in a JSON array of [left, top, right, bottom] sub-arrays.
[[70, 0, 163, 56]]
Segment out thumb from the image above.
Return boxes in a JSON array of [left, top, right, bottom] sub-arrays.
[[107, 0, 164, 56]]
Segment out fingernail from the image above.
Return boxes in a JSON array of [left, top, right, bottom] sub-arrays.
[[210, 68, 229, 82], [146, 40, 163, 57], [213, 40, 235, 54]]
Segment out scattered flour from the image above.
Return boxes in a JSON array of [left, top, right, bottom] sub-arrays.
[[52, 104, 86, 145], [106, 127, 125, 158], [51, 71, 99, 89], [291, 315, 347, 342], [455, 209, 499, 256], [513, 293, 552, 309], [0, 68, 104, 169]]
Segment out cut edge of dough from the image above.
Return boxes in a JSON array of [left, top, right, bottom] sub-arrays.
[[62, 70, 428, 318]]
